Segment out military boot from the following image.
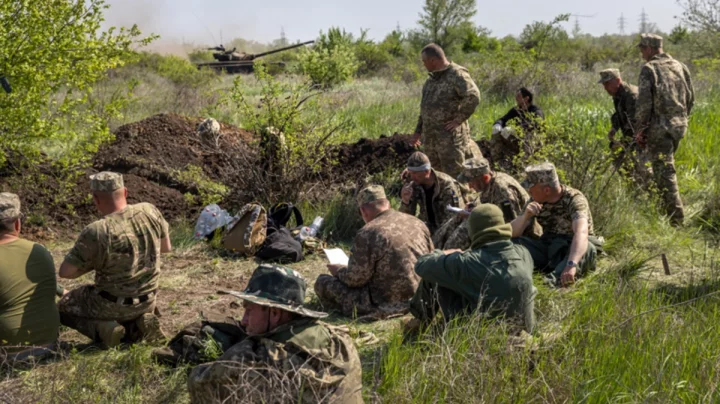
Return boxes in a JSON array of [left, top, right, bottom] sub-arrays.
[[135, 313, 167, 344], [96, 321, 125, 348]]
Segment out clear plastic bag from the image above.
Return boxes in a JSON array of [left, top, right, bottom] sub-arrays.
[[194, 204, 235, 240]]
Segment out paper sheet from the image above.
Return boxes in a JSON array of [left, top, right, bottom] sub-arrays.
[[323, 248, 349, 266]]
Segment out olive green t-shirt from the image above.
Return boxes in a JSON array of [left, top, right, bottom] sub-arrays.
[[0, 239, 60, 347]]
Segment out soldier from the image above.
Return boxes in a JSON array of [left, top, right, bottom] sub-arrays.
[[433, 157, 542, 250], [511, 163, 598, 287], [489, 87, 545, 170], [409, 43, 484, 178], [635, 33, 694, 226], [154, 264, 363, 403], [409, 204, 536, 333], [314, 185, 433, 317], [58, 172, 171, 347], [400, 151, 467, 235], [0, 193, 60, 355]]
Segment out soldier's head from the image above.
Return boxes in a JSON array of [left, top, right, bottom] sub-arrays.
[[598, 69, 623, 96], [356, 185, 390, 223], [523, 162, 561, 203], [421, 43, 448, 72], [236, 264, 327, 335], [457, 157, 493, 192], [516, 87, 534, 110], [0, 193, 22, 238], [90, 172, 128, 216], [406, 152, 434, 185], [638, 33, 663, 61]]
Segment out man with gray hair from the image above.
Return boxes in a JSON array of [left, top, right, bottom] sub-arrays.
[[314, 185, 433, 317], [635, 33, 694, 226], [58, 171, 172, 347], [409, 43, 484, 178], [510, 163, 598, 287]]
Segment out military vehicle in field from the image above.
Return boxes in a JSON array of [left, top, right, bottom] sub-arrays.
[[195, 40, 315, 74]]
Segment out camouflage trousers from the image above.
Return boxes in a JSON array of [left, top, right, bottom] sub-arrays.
[[611, 141, 653, 188], [424, 123, 483, 179], [432, 216, 471, 251], [646, 129, 684, 225], [313, 275, 375, 317], [514, 236, 597, 285], [489, 128, 538, 172], [58, 285, 155, 343]]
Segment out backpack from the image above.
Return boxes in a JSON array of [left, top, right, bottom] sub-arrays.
[[223, 203, 267, 255], [267, 202, 304, 229], [255, 202, 304, 263]]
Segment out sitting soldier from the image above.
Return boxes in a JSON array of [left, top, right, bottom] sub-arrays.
[[0, 193, 60, 356], [399, 151, 466, 235], [489, 87, 545, 170], [314, 185, 433, 317], [511, 162, 599, 286], [409, 204, 536, 333], [154, 264, 363, 403], [58, 172, 171, 347], [434, 157, 542, 250]]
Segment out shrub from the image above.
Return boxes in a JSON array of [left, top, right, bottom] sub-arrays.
[[297, 28, 359, 88]]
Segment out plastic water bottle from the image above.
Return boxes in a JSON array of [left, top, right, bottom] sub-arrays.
[[298, 216, 323, 240]]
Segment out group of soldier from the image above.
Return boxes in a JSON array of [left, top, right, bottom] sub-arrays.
[[0, 32, 694, 402]]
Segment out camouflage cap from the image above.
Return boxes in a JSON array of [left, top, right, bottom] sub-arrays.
[[524, 162, 559, 188], [598, 68, 621, 84], [222, 264, 327, 318], [638, 33, 663, 49], [90, 171, 124, 192], [457, 157, 491, 183], [0, 193, 21, 220], [407, 151, 431, 172], [356, 185, 387, 206]]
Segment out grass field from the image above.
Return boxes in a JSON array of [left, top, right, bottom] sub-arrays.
[[3, 64, 720, 403]]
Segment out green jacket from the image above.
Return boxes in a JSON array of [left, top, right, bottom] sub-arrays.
[[415, 241, 537, 332]]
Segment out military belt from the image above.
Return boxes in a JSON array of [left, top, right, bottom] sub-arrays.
[[98, 289, 156, 306]]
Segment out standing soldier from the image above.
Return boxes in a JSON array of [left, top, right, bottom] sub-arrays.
[[410, 43, 484, 178], [58, 172, 171, 347], [635, 34, 694, 226]]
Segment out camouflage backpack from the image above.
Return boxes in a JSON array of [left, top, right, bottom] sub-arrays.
[[223, 203, 267, 255]]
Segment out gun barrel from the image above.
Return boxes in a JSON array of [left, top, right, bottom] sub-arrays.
[[252, 40, 315, 59]]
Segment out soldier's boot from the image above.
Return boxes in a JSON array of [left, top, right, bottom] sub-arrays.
[[96, 321, 125, 348], [135, 313, 167, 344]]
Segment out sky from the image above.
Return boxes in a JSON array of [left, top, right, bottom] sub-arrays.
[[103, 0, 685, 53]]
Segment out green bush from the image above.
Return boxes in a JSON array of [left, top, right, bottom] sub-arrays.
[[298, 28, 360, 88]]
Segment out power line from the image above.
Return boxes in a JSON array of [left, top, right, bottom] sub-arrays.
[[639, 8, 649, 33], [618, 13, 627, 34]]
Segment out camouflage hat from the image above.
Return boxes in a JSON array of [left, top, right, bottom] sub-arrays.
[[90, 171, 124, 192], [638, 33, 663, 49], [407, 151, 431, 172], [598, 68, 621, 84], [356, 185, 387, 206], [223, 264, 327, 319], [457, 157, 491, 183], [524, 162, 559, 188], [0, 193, 20, 220]]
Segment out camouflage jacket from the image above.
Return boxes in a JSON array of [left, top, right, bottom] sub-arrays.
[[636, 53, 694, 135], [414, 63, 480, 141], [64, 203, 169, 297], [187, 318, 363, 404], [337, 209, 433, 308], [400, 169, 466, 233], [530, 186, 595, 237], [611, 82, 639, 141]]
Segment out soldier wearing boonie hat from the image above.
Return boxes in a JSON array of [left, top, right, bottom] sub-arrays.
[[511, 162, 600, 288]]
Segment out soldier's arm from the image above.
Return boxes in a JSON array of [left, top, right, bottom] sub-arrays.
[[414, 250, 471, 291], [566, 217, 589, 268], [453, 70, 480, 124], [610, 110, 620, 132], [684, 65, 695, 115], [415, 115, 423, 135], [635, 65, 656, 131], [59, 226, 100, 279], [336, 231, 380, 288], [625, 90, 639, 132], [399, 189, 419, 216], [495, 108, 518, 127]]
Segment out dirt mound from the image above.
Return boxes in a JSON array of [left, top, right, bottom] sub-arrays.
[[334, 133, 414, 177]]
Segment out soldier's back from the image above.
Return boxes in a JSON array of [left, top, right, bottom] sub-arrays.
[[645, 54, 692, 118]]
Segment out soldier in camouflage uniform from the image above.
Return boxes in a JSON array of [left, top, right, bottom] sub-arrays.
[[511, 163, 598, 287], [58, 172, 171, 347], [598, 68, 651, 184], [409, 204, 537, 333], [154, 264, 363, 403], [400, 152, 467, 235], [314, 185, 433, 317], [409, 43, 484, 178], [635, 34, 694, 226], [433, 157, 542, 250]]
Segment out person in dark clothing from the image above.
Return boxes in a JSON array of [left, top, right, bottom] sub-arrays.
[[489, 87, 545, 170]]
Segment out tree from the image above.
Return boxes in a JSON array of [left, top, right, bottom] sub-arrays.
[[677, 0, 720, 32], [416, 0, 477, 50], [0, 0, 153, 167], [518, 14, 570, 57]]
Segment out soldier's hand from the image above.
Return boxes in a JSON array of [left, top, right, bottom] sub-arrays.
[[327, 264, 343, 276], [560, 266, 577, 287], [444, 120, 460, 132], [401, 183, 413, 205], [443, 249, 463, 255], [524, 202, 542, 218], [409, 133, 422, 147]]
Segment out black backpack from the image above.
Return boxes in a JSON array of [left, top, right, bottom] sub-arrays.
[[255, 203, 304, 263]]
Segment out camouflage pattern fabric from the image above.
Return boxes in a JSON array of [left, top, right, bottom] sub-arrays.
[[400, 169, 466, 234], [187, 319, 363, 404], [314, 209, 433, 317], [64, 203, 169, 297], [356, 185, 386, 205], [90, 171, 124, 192], [434, 172, 542, 249], [528, 185, 595, 236], [636, 52, 694, 223], [415, 63, 483, 178], [608, 82, 652, 184], [0, 192, 20, 220]]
